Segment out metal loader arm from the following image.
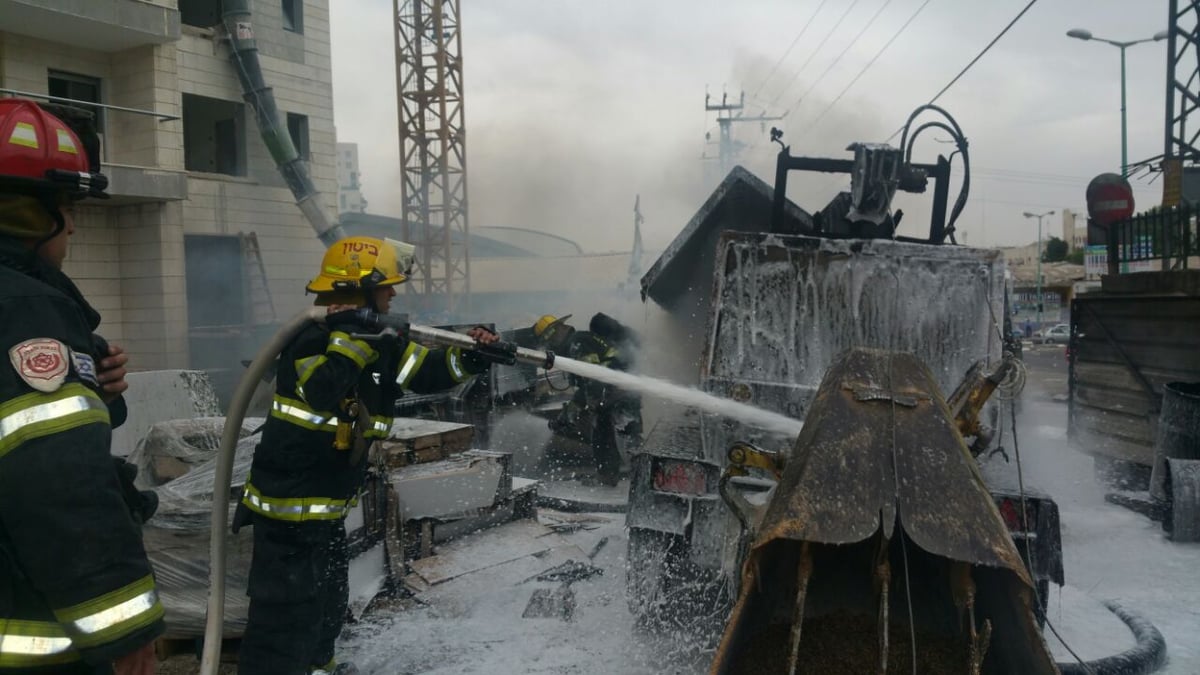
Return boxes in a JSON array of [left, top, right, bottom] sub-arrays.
[[719, 441, 786, 534], [946, 356, 1018, 455]]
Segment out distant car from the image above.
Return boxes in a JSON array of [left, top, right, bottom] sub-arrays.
[[1010, 329, 1026, 342], [1037, 324, 1071, 345]]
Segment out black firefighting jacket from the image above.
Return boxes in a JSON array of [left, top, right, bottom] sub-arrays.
[[241, 320, 488, 523], [0, 240, 165, 671], [563, 330, 627, 402]]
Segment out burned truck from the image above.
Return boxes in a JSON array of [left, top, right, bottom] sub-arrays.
[[626, 107, 1062, 629]]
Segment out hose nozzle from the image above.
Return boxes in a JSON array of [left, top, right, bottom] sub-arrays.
[[337, 310, 556, 370]]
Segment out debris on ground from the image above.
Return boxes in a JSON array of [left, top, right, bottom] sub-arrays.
[[522, 559, 603, 585], [522, 584, 577, 621]]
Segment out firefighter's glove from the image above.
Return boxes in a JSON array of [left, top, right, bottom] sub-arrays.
[[463, 325, 515, 369]]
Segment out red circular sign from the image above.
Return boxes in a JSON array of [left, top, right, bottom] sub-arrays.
[[1086, 173, 1135, 227]]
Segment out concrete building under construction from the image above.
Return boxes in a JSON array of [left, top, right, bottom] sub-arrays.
[[0, 0, 337, 385]]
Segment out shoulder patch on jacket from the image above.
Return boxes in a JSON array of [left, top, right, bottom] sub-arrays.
[[9, 338, 70, 392], [71, 350, 99, 387]]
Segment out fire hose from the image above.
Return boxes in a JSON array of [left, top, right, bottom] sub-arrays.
[[200, 309, 554, 674]]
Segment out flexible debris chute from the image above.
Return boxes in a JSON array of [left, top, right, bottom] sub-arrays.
[[220, 0, 344, 247]]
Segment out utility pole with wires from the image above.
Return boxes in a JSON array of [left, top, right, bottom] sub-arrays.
[[703, 89, 782, 175], [626, 195, 645, 288]]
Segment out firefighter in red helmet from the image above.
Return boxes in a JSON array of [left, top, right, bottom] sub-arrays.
[[0, 98, 163, 674]]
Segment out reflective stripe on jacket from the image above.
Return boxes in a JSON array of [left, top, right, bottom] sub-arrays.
[[243, 321, 488, 523]]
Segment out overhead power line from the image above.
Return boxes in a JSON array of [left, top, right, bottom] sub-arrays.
[[770, 0, 867, 109], [784, 0, 898, 120], [800, 0, 934, 133], [888, 0, 1042, 141], [748, 0, 833, 103], [927, 0, 1041, 105]]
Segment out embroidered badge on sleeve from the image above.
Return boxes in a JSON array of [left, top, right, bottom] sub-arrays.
[[9, 338, 70, 392]]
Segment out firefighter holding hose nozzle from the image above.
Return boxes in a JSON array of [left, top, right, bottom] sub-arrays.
[[532, 313, 643, 487], [234, 236, 499, 675]]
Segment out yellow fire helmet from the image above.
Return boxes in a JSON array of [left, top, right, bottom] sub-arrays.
[[532, 314, 572, 340], [306, 236, 415, 295]]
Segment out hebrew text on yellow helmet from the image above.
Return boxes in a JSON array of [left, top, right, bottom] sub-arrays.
[[306, 236, 415, 294]]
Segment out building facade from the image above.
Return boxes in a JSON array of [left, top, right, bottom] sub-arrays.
[[1061, 208, 1088, 252], [0, 0, 337, 388], [336, 141, 366, 214]]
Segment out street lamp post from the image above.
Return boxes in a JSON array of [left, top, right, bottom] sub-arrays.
[[1066, 28, 1170, 177], [1024, 210, 1055, 327]]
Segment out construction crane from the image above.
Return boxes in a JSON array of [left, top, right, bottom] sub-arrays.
[[393, 0, 471, 313]]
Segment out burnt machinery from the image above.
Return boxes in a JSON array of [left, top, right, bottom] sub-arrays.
[[770, 103, 970, 244]]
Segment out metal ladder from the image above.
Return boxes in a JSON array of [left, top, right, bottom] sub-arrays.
[[240, 232, 277, 325]]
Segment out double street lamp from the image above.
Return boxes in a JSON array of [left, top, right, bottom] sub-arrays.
[[1023, 210, 1055, 327], [1066, 28, 1169, 177]]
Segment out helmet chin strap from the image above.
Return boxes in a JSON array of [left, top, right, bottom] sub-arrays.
[[29, 194, 65, 260], [364, 287, 380, 314]]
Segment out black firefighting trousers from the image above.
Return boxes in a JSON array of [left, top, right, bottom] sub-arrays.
[[238, 515, 349, 675]]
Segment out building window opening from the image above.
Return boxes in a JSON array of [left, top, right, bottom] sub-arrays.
[[179, 0, 221, 28], [282, 0, 304, 33], [287, 113, 310, 160], [47, 71, 103, 133], [183, 94, 246, 176]]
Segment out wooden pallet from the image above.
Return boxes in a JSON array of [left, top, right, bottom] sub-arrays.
[[379, 418, 475, 468]]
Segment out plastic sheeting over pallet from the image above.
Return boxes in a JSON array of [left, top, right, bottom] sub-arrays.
[[137, 414, 530, 638], [142, 417, 383, 638], [142, 420, 264, 638]]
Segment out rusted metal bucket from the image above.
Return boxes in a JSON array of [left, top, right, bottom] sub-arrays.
[[710, 348, 1059, 675]]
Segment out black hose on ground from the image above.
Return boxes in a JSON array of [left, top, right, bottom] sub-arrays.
[[1057, 601, 1168, 675]]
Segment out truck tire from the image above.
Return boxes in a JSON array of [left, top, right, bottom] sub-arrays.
[[625, 527, 685, 625]]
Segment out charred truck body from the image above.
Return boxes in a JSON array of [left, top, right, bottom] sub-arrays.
[[627, 106, 1062, 630]]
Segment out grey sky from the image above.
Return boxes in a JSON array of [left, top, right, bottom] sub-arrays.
[[330, 0, 1171, 251]]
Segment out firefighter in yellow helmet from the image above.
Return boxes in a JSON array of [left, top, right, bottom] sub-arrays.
[[236, 236, 498, 675], [532, 312, 642, 486], [0, 99, 163, 675]]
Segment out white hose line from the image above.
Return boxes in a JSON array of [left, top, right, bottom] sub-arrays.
[[200, 307, 325, 675]]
